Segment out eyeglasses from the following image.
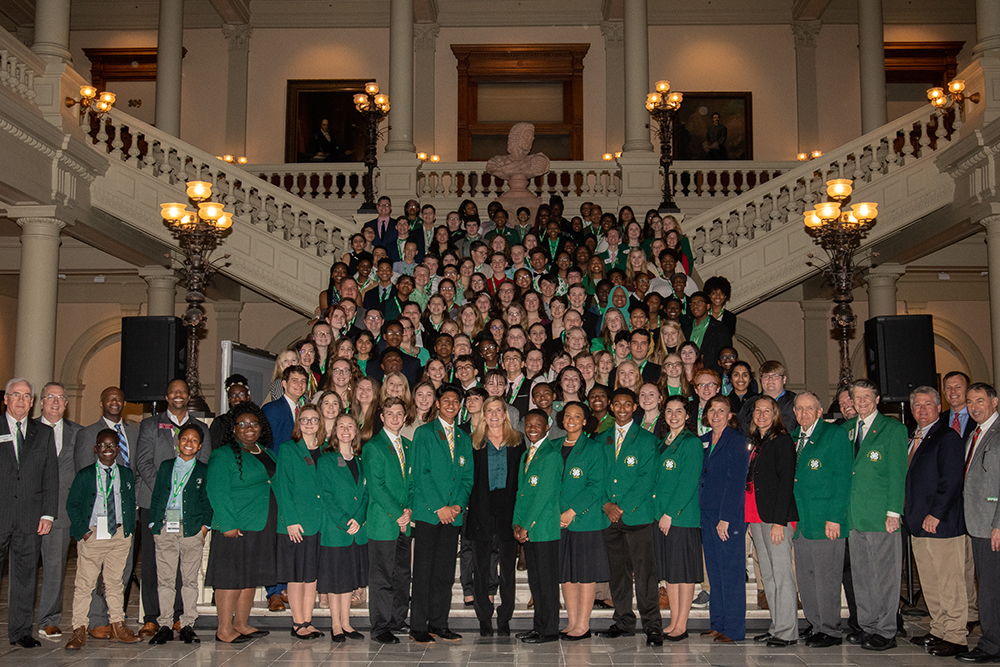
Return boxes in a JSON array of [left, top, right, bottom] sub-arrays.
[[696, 382, 719, 389], [5, 392, 30, 400], [490, 325, 504, 331], [299, 417, 320, 425], [719, 354, 737, 361], [761, 373, 785, 381], [664, 362, 682, 368], [456, 364, 475, 371], [95, 443, 119, 450], [366, 315, 382, 322], [332, 369, 351, 375], [229, 391, 249, 400], [235, 421, 261, 429], [42, 394, 67, 402]]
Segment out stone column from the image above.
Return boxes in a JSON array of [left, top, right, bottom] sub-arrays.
[[622, 0, 652, 154], [601, 21, 625, 155], [792, 20, 822, 153], [857, 0, 887, 133], [385, 0, 415, 154], [138, 266, 177, 317], [208, 301, 243, 413], [31, 0, 72, 64], [975, 0, 1000, 58], [413, 24, 439, 155], [866, 263, 905, 318], [8, 206, 68, 394], [982, 214, 1000, 384], [154, 0, 184, 137], [801, 300, 833, 404], [223, 24, 252, 158]]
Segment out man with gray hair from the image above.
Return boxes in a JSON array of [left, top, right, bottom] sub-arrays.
[[903, 386, 967, 656]]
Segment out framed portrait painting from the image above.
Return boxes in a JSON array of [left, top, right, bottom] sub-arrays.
[[285, 79, 370, 163], [673, 92, 753, 161]]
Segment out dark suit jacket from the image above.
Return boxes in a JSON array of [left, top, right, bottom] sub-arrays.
[[262, 397, 295, 452], [699, 426, 750, 526], [904, 416, 965, 538], [738, 391, 798, 436], [945, 408, 977, 441], [0, 416, 58, 533], [364, 218, 398, 249], [466, 441, 525, 542], [134, 412, 211, 509], [362, 284, 399, 313], [367, 348, 420, 388], [682, 316, 733, 375], [74, 418, 139, 472], [33, 418, 81, 530], [748, 432, 798, 525]]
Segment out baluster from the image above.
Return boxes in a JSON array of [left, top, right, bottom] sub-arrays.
[[734, 207, 749, 240], [108, 120, 124, 159], [752, 200, 764, 236]]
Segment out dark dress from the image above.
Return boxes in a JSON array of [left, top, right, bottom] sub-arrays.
[[205, 450, 278, 589], [276, 447, 322, 583], [318, 458, 369, 594]]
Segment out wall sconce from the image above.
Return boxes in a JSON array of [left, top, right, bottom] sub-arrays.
[[417, 152, 428, 161], [216, 155, 248, 165], [927, 79, 979, 123], [429, 155, 441, 163], [65, 85, 117, 118]]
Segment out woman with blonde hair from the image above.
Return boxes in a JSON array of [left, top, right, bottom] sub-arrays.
[[590, 308, 627, 352], [624, 248, 650, 291], [658, 353, 693, 399], [459, 304, 485, 339], [614, 359, 642, 393], [652, 321, 687, 364], [270, 346, 300, 402], [352, 377, 382, 445], [315, 391, 343, 435], [593, 350, 614, 386], [505, 303, 528, 329], [468, 396, 526, 636]]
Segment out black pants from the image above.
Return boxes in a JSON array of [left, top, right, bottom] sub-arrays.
[[604, 522, 662, 634], [971, 537, 1000, 655], [471, 530, 517, 629], [842, 534, 859, 631], [368, 533, 412, 635], [525, 540, 560, 637], [411, 521, 459, 632], [0, 529, 40, 641], [138, 508, 183, 624]]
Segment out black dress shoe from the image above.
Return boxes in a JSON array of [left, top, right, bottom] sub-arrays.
[[846, 630, 869, 645], [806, 633, 843, 648], [496, 625, 510, 637], [928, 640, 968, 657], [753, 632, 773, 643], [10, 635, 40, 648], [563, 630, 591, 641], [595, 626, 635, 638], [179, 626, 200, 644], [861, 634, 896, 651], [798, 624, 813, 638], [480, 625, 494, 637], [645, 632, 663, 646], [664, 631, 688, 642], [149, 626, 174, 645], [957, 647, 1000, 663], [409, 631, 434, 644], [344, 630, 364, 640], [428, 627, 462, 641], [522, 632, 558, 644], [593, 599, 613, 609], [767, 637, 797, 648], [330, 633, 346, 643], [909, 633, 942, 646], [372, 632, 399, 644]]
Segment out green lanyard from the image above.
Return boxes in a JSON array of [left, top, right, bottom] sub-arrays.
[[96, 464, 116, 512], [167, 464, 195, 509]]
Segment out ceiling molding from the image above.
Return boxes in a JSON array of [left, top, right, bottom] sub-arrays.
[[207, 0, 251, 24], [792, 0, 832, 22]]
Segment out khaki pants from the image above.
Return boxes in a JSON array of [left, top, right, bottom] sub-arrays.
[[153, 530, 203, 628], [71, 527, 132, 629], [913, 536, 968, 645]]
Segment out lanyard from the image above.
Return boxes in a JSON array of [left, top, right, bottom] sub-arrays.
[[508, 375, 525, 399], [167, 464, 195, 509], [96, 464, 116, 510]]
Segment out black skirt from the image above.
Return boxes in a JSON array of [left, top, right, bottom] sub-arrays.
[[317, 542, 369, 594], [559, 528, 611, 584], [276, 532, 321, 583], [205, 490, 278, 590], [652, 525, 703, 584]]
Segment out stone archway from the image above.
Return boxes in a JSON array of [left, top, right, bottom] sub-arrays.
[[734, 319, 787, 370], [59, 317, 122, 422], [265, 320, 313, 354]]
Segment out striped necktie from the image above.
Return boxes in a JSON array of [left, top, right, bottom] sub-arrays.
[[115, 423, 129, 467]]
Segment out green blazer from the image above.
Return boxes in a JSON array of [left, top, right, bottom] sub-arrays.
[[207, 445, 276, 533], [274, 439, 326, 536], [513, 440, 563, 542], [362, 429, 413, 540], [66, 464, 136, 541], [410, 420, 474, 526], [653, 430, 704, 528], [555, 435, 609, 532], [318, 452, 368, 547], [843, 412, 908, 532], [598, 243, 628, 270], [602, 423, 659, 525], [792, 419, 853, 539], [148, 458, 212, 538]]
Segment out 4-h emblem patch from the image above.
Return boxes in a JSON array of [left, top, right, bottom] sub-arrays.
[[664, 459, 676, 470], [868, 450, 880, 462], [625, 455, 637, 467], [459, 456, 466, 466], [571, 467, 583, 478], [808, 459, 821, 469], [529, 475, 539, 486]]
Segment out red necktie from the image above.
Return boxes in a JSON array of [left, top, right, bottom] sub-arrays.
[[951, 412, 961, 434], [965, 426, 981, 476]]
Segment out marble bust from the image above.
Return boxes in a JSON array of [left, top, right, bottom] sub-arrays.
[[486, 122, 549, 217]]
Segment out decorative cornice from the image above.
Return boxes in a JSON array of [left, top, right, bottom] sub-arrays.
[[0, 117, 58, 159], [600, 21, 623, 49], [413, 23, 440, 51], [791, 20, 822, 49], [222, 23, 253, 51]]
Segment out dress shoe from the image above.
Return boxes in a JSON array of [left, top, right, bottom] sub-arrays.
[[409, 631, 434, 644], [215, 633, 251, 643], [593, 599, 614, 609], [89, 625, 111, 639], [137, 621, 158, 638], [390, 624, 410, 636], [806, 633, 843, 648], [110, 621, 141, 644], [496, 625, 510, 637], [179, 626, 200, 644], [344, 630, 364, 640], [861, 633, 896, 651], [39, 626, 62, 639], [928, 640, 968, 657], [428, 627, 461, 641], [659, 587, 670, 609], [700, 629, 720, 637], [11, 635, 40, 648], [292, 623, 320, 640], [798, 624, 813, 639], [909, 633, 942, 647], [767, 637, 797, 648], [563, 630, 591, 641], [268, 594, 285, 612], [753, 632, 773, 642], [330, 633, 346, 643], [522, 632, 559, 644], [645, 632, 663, 646], [480, 624, 494, 637], [714, 634, 735, 643], [845, 630, 869, 645], [957, 647, 1000, 663], [757, 590, 769, 610], [664, 631, 688, 642], [595, 626, 635, 638], [372, 631, 399, 644], [64, 626, 87, 650], [173, 621, 181, 633], [281, 590, 288, 603], [515, 630, 533, 640], [149, 626, 174, 645]]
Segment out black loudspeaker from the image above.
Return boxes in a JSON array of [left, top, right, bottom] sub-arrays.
[[120, 316, 186, 403], [864, 315, 936, 403]]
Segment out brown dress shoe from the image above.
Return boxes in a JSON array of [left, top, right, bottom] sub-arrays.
[[268, 594, 285, 612], [173, 621, 181, 634], [700, 629, 720, 637], [659, 587, 670, 610], [714, 634, 735, 643], [40, 626, 62, 639], [88, 625, 111, 639], [757, 591, 769, 610], [110, 621, 141, 644], [65, 626, 87, 650], [281, 590, 288, 603], [137, 622, 158, 638]]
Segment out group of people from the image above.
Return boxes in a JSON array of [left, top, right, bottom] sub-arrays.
[[0, 193, 997, 662]]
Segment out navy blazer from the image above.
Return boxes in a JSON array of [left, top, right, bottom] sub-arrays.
[[364, 218, 398, 249], [261, 398, 294, 452], [904, 416, 966, 538], [362, 284, 399, 314], [699, 426, 750, 527]]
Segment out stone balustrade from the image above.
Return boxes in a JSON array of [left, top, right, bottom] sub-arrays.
[[0, 27, 44, 105]]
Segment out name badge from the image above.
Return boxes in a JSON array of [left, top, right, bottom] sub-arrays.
[[96, 516, 112, 540], [165, 509, 182, 533], [159, 423, 173, 430], [0, 434, 12, 443]]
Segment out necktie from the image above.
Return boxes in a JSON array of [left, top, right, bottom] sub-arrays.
[[908, 430, 923, 468], [382, 286, 388, 300], [379, 220, 386, 238], [796, 431, 808, 455], [14, 421, 23, 464], [445, 425, 455, 460], [951, 412, 962, 434], [965, 426, 982, 476], [393, 436, 405, 475], [106, 469, 117, 528], [615, 428, 624, 458], [854, 421, 864, 456], [526, 444, 537, 470], [115, 423, 129, 467]]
